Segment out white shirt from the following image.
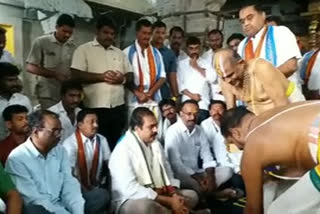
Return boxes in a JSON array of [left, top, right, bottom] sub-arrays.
[[157, 114, 180, 143], [0, 50, 15, 63], [202, 49, 214, 65], [0, 93, 32, 140], [123, 41, 166, 106], [201, 117, 241, 172], [165, 119, 217, 178], [237, 25, 302, 86], [168, 45, 188, 61], [62, 132, 111, 184], [177, 57, 217, 110], [109, 131, 179, 212], [49, 101, 81, 142], [5, 138, 84, 214]]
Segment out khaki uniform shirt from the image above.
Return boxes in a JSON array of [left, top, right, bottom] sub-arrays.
[[26, 34, 76, 100]]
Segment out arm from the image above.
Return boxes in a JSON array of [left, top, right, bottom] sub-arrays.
[[169, 72, 179, 97], [181, 89, 201, 102], [255, 59, 289, 107], [168, 56, 179, 97], [5, 190, 23, 214], [71, 68, 104, 84], [220, 80, 236, 109], [147, 77, 166, 98], [0, 164, 22, 214], [241, 145, 264, 214], [60, 148, 85, 214], [277, 58, 298, 78]]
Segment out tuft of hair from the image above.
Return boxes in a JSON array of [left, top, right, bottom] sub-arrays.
[[0, 62, 20, 81], [220, 106, 252, 138], [129, 107, 155, 130], [180, 99, 199, 112], [2, 105, 28, 121], [239, 2, 265, 13], [208, 100, 227, 111], [56, 14, 75, 28], [152, 20, 166, 30], [29, 110, 59, 130], [186, 36, 201, 46], [169, 26, 184, 37], [159, 99, 176, 112], [266, 15, 282, 26], [226, 33, 245, 45], [0, 27, 6, 35], [76, 109, 97, 124], [136, 19, 152, 32], [96, 15, 116, 31], [208, 29, 223, 39], [60, 80, 83, 95]]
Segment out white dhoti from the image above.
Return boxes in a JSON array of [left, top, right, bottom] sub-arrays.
[[266, 172, 320, 214]]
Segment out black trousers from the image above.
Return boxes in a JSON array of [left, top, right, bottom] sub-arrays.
[[93, 105, 126, 151]]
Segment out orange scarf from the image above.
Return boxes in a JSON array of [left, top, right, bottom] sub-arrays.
[[245, 25, 268, 60], [75, 129, 100, 189], [136, 46, 157, 92]]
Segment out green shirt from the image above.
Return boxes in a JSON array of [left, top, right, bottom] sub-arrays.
[[0, 163, 15, 199]]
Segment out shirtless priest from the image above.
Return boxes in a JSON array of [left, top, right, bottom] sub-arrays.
[[220, 101, 320, 214]]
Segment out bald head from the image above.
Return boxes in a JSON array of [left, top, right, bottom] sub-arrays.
[[214, 48, 245, 87], [214, 48, 242, 77]]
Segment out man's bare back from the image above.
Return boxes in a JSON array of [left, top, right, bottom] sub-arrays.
[[221, 101, 320, 214]]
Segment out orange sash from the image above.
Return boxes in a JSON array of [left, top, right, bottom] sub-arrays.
[[245, 26, 268, 60], [136, 46, 157, 92], [75, 129, 100, 189]]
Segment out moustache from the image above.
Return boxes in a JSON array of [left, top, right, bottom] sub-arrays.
[[190, 53, 199, 58]]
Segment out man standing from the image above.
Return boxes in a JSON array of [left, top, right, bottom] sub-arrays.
[[202, 30, 224, 65], [0, 105, 29, 166], [158, 99, 179, 143], [168, 26, 188, 61], [71, 15, 132, 151], [123, 19, 166, 120], [237, 3, 302, 89], [49, 80, 82, 142], [226, 33, 245, 52], [151, 21, 179, 100], [201, 100, 241, 173], [63, 109, 111, 214], [177, 36, 217, 123], [220, 101, 320, 214], [0, 27, 14, 63], [109, 107, 202, 214], [6, 110, 85, 214], [165, 100, 233, 199], [26, 14, 76, 109], [214, 48, 305, 115], [0, 62, 32, 140]]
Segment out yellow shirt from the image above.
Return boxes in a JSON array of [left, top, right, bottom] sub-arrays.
[[71, 40, 133, 108]]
